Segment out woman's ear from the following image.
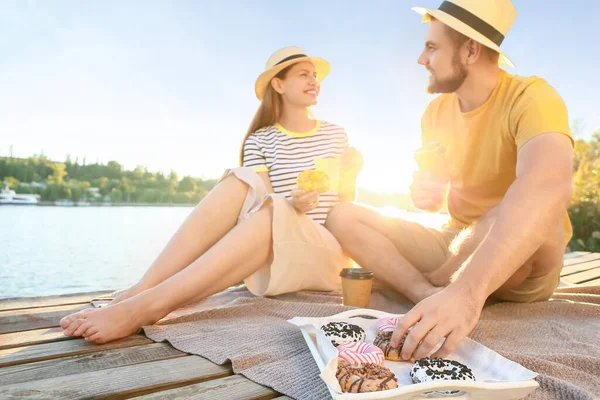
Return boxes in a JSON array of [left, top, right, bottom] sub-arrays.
[[271, 77, 284, 95]]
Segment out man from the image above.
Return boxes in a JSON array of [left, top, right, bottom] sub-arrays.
[[326, 0, 574, 361]]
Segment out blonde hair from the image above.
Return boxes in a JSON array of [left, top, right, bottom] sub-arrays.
[[239, 66, 292, 166]]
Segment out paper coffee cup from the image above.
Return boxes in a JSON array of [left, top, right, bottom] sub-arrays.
[[340, 268, 374, 308]]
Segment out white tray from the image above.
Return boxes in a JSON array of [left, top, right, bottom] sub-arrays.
[[288, 308, 539, 400]]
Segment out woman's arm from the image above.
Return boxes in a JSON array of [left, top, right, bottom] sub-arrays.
[[257, 171, 275, 194]]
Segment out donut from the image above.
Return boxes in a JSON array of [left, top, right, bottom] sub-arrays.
[[411, 358, 475, 395], [373, 330, 408, 361], [296, 169, 330, 193], [336, 360, 398, 393], [374, 317, 407, 360], [376, 316, 401, 335], [337, 342, 385, 366], [321, 322, 366, 347]]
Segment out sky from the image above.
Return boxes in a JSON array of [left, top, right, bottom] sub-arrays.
[[1, 0, 599, 193]]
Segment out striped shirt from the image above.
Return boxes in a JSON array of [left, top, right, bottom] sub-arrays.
[[242, 120, 348, 224]]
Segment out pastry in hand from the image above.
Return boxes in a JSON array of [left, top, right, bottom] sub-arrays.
[[296, 169, 330, 193]]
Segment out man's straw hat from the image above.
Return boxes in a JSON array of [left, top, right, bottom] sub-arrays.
[[412, 0, 517, 67], [255, 46, 330, 100]]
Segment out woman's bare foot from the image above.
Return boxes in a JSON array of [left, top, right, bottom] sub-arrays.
[[109, 283, 146, 306], [61, 297, 159, 343], [59, 284, 147, 331]]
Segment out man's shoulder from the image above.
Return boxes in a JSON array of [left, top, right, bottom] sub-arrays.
[[424, 93, 454, 116], [502, 72, 562, 104]]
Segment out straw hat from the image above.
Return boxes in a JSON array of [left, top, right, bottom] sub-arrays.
[[412, 0, 517, 67], [255, 46, 330, 100]]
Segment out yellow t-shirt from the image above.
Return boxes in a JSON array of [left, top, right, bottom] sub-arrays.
[[421, 70, 573, 243]]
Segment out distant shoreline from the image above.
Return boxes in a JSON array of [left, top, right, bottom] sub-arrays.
[[28, 201, 197, 207]]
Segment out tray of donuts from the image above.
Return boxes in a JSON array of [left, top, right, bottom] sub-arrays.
[[288, 309, 539, 399]]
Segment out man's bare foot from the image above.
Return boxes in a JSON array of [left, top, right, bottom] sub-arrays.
[[61, 299, 157, 343]]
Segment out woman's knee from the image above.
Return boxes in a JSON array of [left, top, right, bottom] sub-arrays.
[[325, 203, 360, 232]]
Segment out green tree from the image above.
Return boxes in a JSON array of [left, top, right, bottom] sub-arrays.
[[109, 188, 123, 202], [49, 163, 67, 184], [177, 176, 197, 193]]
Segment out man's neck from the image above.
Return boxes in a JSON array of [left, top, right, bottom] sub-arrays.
[[278, 106, 315, 133], [455, 67, 501, 113]]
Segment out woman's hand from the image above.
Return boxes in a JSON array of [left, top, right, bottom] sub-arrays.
[[341, 147, 364, 176], [290, 190, 319, 213]]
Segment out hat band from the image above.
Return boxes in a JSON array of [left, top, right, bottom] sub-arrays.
[[274, 53, 307, 66], [438, 1, 505, 47]]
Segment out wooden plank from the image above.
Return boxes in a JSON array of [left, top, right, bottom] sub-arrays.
[[0, 355, 231, 399], [561, 267, 600, 284], [135, 374, 278, 400], [563, 251, 590, 260], [0, 343, 186, 386], [561, 259, 600, 277], [0, 304, 91, 334], [581, 277, 600, 286], [0, 291, 113, 312], [0, 334, 152, 368], [0, 327, 74, 350], [563, 253, 600, 266]]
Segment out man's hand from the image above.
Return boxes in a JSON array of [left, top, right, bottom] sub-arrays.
[[391, 283, 485, 361], [290, 189, 319, 213], [410, 171, 448, 212]]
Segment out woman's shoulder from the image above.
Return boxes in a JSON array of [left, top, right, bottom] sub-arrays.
[[247, 125, 278, 140], [318, 120, 347, 134]]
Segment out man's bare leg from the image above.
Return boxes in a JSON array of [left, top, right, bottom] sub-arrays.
[[326, 203, 441, 304], [427, 206, 565, 295], [61, 204, 274, 343]]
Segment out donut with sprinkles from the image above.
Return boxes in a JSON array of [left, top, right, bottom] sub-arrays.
[[410, 357, 475, 395], [321, 322, 366, 347]]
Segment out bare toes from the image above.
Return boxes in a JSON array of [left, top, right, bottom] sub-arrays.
[[83, 327, 99, 338], [73, 322, 93, 337], [63, 318, 87, 336]]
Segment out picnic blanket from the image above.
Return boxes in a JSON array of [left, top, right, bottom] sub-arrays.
[[141, 285, 600, 400]]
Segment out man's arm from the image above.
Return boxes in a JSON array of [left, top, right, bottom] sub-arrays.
[[454, 132, 572, 298], [392, 132, 573, 360]]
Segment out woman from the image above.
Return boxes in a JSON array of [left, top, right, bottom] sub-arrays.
[[60, 46, 364, 343]]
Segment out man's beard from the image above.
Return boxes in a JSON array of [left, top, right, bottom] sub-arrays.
[[426, 54, 468, 94]]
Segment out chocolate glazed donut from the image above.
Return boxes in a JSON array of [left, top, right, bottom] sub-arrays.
[[373, 331, 408, 361], [336, 361, 398, 393]]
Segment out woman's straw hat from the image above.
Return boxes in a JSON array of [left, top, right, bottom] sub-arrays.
[[412, 0, 517, 67], [255, 46, 330, 100]]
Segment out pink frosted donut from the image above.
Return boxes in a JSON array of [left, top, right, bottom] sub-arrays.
[[376, 316, 401, 335], [337, 342, 385, 366]]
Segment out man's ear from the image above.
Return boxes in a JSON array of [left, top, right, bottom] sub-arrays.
[[466, 39, 483, 65]]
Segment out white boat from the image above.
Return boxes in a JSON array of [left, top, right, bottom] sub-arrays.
[[0, 185, 39, 205]]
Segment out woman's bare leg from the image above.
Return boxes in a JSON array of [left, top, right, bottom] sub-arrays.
[[62, 203, 274, 343], [60, 174, 250, 329]]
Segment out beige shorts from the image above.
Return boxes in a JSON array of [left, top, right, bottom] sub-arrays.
[[220, 167, 350, 297], [385, 217, 561, 303]]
